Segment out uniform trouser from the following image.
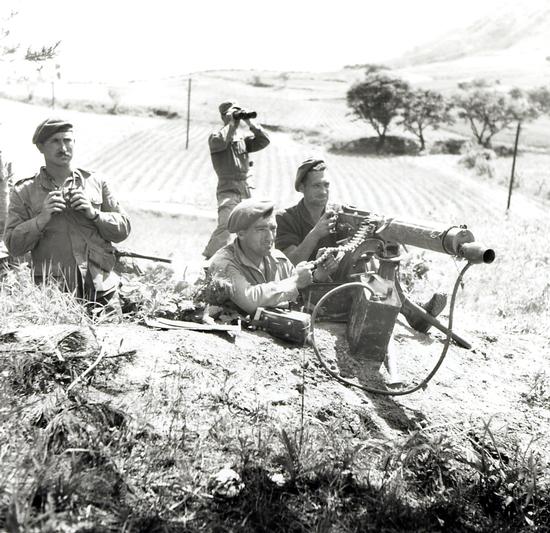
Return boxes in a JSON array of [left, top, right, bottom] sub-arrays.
[[203, 189, 249, 259]]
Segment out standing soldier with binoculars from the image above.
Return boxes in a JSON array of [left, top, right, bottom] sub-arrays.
[[202, 101, 270, 260]]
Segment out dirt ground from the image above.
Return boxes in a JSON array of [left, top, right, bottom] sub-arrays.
[[94, 308, 550, 463]]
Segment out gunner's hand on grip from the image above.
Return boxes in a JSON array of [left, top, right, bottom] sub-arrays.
[[295, 262, 314, 288]]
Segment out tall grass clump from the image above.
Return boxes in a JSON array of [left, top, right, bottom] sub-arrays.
[[0, 264, 91, 328]]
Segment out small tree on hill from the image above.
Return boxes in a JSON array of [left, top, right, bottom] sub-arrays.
[[399, 89, 454, 151], [528, 86, 550, 115], [347, 72, 410, 150], [454, 88, 538, 148]]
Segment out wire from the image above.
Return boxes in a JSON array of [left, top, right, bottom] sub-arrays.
[[308, 262, 473, 396]]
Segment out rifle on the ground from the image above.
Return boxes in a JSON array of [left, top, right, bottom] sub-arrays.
[[115, 249, 172, 264]]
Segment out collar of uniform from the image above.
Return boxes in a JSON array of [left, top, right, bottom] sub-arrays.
[[37, 167, 86, 191], [233, 238, 287, 272], [297, 198, 317, 226]]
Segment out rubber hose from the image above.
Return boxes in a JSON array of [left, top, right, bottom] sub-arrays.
[[308, 262, 473, 396]]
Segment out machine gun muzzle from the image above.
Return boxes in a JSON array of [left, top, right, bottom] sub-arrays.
[[457, 243, 495, 264], [375, 220, 495, 264]]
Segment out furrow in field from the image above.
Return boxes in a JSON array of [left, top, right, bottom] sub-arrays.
[[84, 128, 154, 175], [80, 116, 514, 225], [106, 126, 185, 192]]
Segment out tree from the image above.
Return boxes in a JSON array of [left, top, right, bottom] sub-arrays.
[[528, 86, 550, 115], [399, 89, 454, 151], [454, 88, 539, 148], [347, 72, 410, 149], [0, 9, 60, 237]]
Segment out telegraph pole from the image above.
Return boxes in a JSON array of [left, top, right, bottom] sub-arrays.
[[185, 77, 192, 150], [506, 121, 521, 211]]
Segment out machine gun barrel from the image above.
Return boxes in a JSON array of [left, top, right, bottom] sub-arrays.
[[375, 219, 495, 264]]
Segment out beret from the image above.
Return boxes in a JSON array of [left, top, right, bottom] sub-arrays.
[[219, 101, 238, 115], [295, 158, 326, 191], [32, 118, 73, 145], [227, 199, 275, 233]]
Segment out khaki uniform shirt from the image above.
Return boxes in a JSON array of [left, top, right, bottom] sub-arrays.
[[209, 124, 270, 197], [209, 239, 298, 314], [4, 168, 131, 293]]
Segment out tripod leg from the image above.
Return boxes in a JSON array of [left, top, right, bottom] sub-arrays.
[[400, 297, 471, 349]]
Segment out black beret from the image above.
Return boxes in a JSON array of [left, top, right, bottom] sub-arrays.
[[32, 118, 73, 145], [219, 101, 238, 115], [295, 158, 326, 191], [227, 199, 275, 233]]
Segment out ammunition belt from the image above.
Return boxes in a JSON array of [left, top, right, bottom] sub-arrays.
[[310, 221, 375, 268]]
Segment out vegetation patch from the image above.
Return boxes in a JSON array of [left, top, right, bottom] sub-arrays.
[[329, 135, 421, 156]]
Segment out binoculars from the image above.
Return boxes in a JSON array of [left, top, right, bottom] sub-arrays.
[[232, 109, 257, 120]]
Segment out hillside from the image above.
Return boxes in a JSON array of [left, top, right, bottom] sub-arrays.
[[392, 0, 550, 67]]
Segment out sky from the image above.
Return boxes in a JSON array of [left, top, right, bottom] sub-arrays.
[[3, 0, 507, 82]]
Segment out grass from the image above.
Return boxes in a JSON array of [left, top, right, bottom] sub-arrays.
[[1, 251, 549, 531]]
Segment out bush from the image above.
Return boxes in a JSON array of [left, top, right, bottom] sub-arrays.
[[459, 147, 497, 177], [249, 74, 272, 88], [149, 107, 180, 119], [429, 138, 469, 155], [329, 136, 420, 156]]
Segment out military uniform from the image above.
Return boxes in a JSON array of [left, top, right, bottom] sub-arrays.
[[4, 167, 131, 301], [203, 116, 270, 259], [275, 199, 341, 261], [207, 199, 302, 314], [209, 239, 298, 314]]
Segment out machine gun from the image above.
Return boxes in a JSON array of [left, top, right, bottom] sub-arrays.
[[304, 205, 495, 377]]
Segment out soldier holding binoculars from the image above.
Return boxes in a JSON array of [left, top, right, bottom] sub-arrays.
[[203, 101, 270, 260], [4, 118, 131, 307]]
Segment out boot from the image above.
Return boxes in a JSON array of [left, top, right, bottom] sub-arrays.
[[406, 292, 448, 334]]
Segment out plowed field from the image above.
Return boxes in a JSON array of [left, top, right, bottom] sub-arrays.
[[80, 118, 526, 226]]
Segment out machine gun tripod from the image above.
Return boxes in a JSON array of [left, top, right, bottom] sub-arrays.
[[302, 205, 495, 366]]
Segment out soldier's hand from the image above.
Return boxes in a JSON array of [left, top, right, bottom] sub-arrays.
[[312, 210, 337, 239], [37, 190, 65, 227], [295, 262, 313, 289], [225, 111, 239, 127], [69, 190, 97, 219], [315, 248, 340, 277]]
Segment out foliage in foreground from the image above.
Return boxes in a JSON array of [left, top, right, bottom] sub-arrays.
[[1, 373, 549, 532], [1, 228, 549, 531]]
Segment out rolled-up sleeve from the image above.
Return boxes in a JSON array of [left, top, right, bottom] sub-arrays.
[[223, 264, 298, 314], [245, 126, 270, 153], [93, 180, 131, 243], [4, 190, 43, 257], [209, 123, 238, 154]]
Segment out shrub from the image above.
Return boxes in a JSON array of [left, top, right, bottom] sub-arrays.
[[329, 136, 420, 156], [459, 147, 497, 177], [429, 138, 469, 154]]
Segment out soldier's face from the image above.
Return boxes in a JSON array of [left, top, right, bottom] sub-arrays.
[[38, 131, 75, 166], [301, 171, 330, 207], [241, 214, 277, 258], [222, 106, 240, 124]]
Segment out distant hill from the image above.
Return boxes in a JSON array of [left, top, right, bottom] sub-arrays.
[[392, 0, 550, 67]]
